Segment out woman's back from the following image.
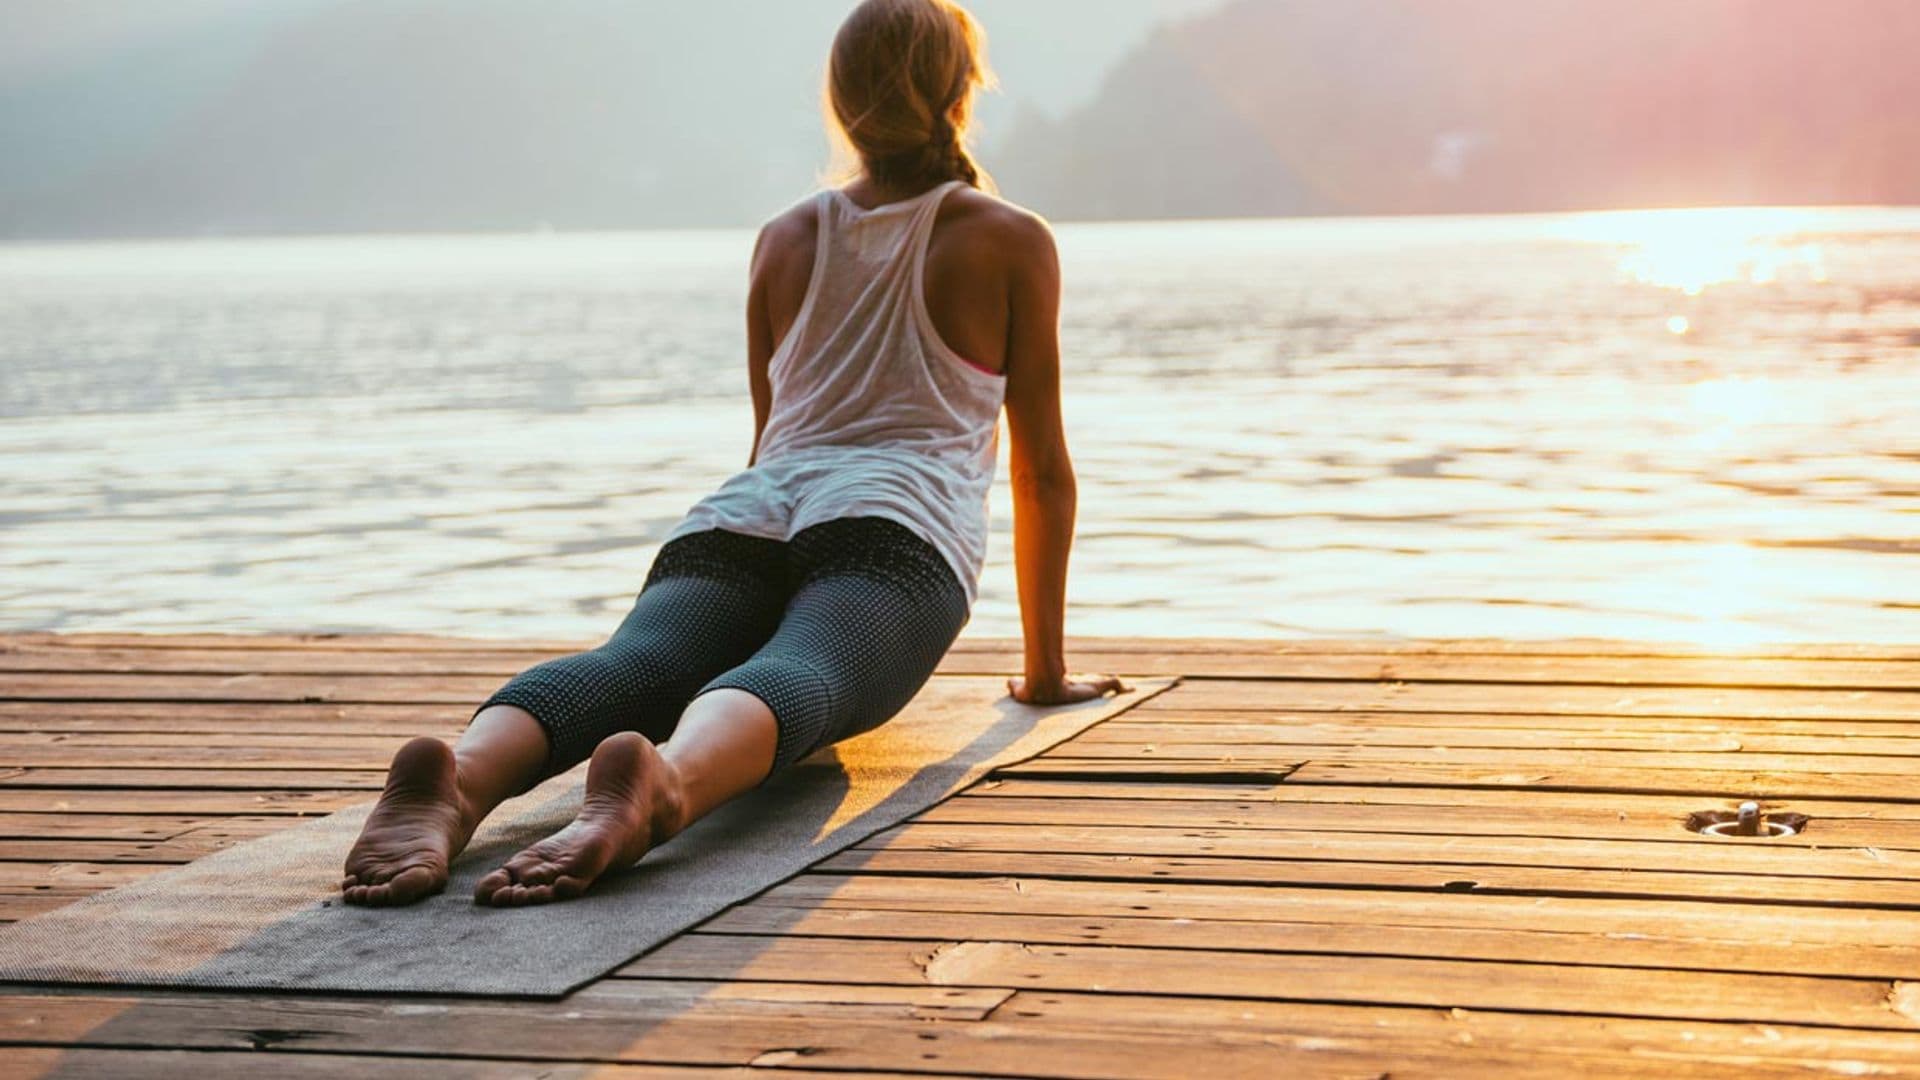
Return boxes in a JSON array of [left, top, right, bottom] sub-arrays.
[[665, 179, 1053, 605], [755, 179, 1004, 465], [756, 179, 1034, 382]]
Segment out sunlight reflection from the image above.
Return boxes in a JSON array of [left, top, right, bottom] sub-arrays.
[[1676, 543, 1774, 648], [1687, 375, 1785, 450], [1553, 207, 1830, 294]]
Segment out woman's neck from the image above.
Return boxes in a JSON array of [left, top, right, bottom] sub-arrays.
[[841, 175, 946, 209]]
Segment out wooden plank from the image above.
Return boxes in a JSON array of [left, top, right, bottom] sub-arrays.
[[991, 637, 1920, 662], [16, 631, 1920, 660], [0, 1048, 916, 1080], [0, 672, 1010, 705], [985, 991, 1920, 1075], [996, 758, 1920, 799], [1085, 719, 1920, 755], [626, 933, 1920, 1031], [937, 651, 1920, 689], [1279, 761, 1920, 799], [0, 702, 464, 735], [9, 984, 1920, 1079], [818, 848, 1920, 907], [0, 744, 417, 771], [1046, 740, 1920, 774], [703, 903, 1920, 980], [0, 861, 164, 890], [0, 832, 273, 863], [0, 817, 285, 869], [0, 789, 362, 815], [932, 791, 1920, 848], [0, 632, 585, 653], [1131, 704, 1920, 733], [0, 646, 557, 676], [0, 745, 404, 770], [965, 778, 1920, 822], [1034, 637, 1920, 662], [1, 732, 435, 750], [0, 672, 516, 704], [0, 768, 383, 790], [854, 821, 1920, 878], [1155, 679, 1920, 720], [10, 640, 1917, 690], [756, 875, 1920, 947], [1079, 721, 1754, 751], [0, 813, 255, 840]]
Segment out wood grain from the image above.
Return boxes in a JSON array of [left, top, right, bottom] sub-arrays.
[[5, 631, 1920, 1078]]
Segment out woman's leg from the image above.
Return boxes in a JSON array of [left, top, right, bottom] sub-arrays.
[[342, 530, 788, 907], [470, 689, 778, 906], [473, 517, 968, 906]]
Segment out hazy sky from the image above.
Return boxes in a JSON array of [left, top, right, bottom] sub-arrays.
[[3, 0, 1911, 237], [0, 0, 1229, 120]]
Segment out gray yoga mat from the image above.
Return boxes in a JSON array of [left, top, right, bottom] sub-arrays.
[[0, 676, 1162, 997]]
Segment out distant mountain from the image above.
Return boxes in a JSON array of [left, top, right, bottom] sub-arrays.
[[992, 0, 1920, 220]]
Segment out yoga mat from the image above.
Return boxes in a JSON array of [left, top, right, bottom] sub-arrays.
[[0, 676, 1163, 997]]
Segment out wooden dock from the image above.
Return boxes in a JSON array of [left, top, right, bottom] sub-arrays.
[[4, 633, 1920, 1077]]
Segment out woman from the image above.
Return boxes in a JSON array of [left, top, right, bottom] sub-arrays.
[[341, 0, 1121, 908]]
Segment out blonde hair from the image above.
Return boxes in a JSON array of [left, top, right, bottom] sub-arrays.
[[825, 0, 996, 192]]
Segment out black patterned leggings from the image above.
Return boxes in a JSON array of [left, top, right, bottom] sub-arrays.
[[475, 516, 970, 780]]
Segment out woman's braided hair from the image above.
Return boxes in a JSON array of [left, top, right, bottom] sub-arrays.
[[827, 0, 994, 192]]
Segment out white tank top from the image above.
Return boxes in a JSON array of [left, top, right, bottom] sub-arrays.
[[666, 179, 1007, 605]]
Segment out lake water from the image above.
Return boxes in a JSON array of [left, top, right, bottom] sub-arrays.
[[3, 206, 1917, 645]]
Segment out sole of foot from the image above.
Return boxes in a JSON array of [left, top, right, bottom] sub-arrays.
[[341, 736, 472, 907], [473, 731, 680, 907]]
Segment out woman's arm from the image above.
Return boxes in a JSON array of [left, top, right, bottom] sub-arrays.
[[999, 217, 1125, 705], [744, 204, 818, 466], [743, 226, 778, 467]]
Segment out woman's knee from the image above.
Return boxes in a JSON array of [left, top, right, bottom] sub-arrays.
[[701, 656, 838, 772]]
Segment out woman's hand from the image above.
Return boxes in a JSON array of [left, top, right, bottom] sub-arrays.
[[1006, 673, 1130, 705]]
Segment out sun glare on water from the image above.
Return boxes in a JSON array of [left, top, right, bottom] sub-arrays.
[[1545, 208, 1854, 649], [1553, 206, 1831, 294], [1685, 374, 1788, 449]]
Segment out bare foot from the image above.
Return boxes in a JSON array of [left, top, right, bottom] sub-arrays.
[[474, 731, 684, 907], [341, 736, 476, 907]]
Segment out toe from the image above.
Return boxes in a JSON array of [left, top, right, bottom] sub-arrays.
[[386, 865, 441, 904], [474, 868, 511, 905]]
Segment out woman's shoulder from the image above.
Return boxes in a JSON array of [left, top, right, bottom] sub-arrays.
[[934, 186, 1056, 272], [941, 186, 1051, 242], [760, 195, 820, 244], [751, 196, 821, 278], [752, 184, 1053, 273]]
